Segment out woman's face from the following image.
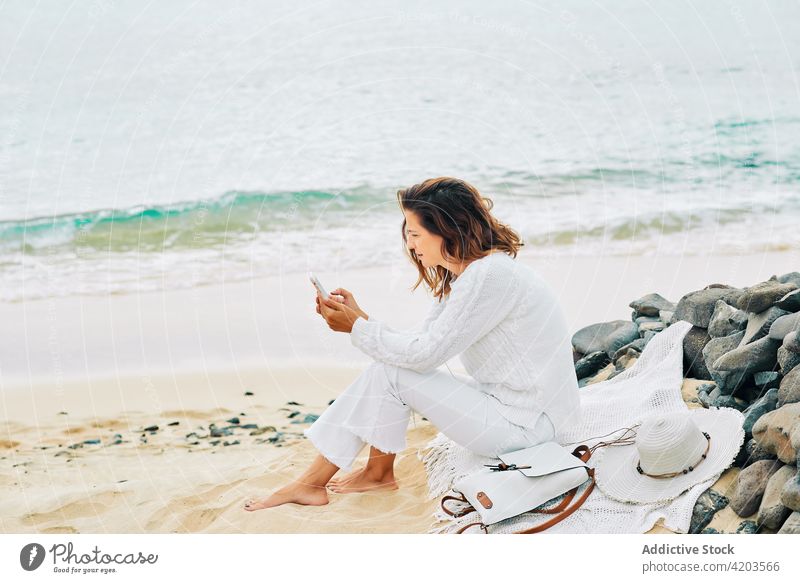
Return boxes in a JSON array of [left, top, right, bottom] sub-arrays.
[[403, 210, 447, 270]]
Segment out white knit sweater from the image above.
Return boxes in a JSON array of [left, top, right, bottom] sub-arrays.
[[349, 251, 582, 433]]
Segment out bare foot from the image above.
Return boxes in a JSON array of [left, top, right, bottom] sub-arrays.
[[244, 481, 329, 511], [327, 468, 398, 493]]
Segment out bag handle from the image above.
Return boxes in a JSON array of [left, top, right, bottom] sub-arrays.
[[440, 492, 475, 518], [512, 468, 595, 533], [449, 444, 596, 534]]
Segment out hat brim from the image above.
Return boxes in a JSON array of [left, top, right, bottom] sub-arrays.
[[594, 407, 745, 505]]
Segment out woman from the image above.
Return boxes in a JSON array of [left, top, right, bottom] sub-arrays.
[[244, 177, 581, 511]]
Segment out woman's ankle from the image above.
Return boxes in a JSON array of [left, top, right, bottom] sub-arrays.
[[363, 465, 395, 480]]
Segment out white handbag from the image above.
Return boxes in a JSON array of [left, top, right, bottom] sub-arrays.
[[440, 441, 596, 534]]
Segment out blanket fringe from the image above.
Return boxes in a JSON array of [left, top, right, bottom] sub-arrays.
[[416, 432, 458, 500]]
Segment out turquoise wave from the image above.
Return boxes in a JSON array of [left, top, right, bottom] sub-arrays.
[[0, 187, 378, 254]]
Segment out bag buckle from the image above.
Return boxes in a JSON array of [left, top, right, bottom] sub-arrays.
[[483, 462, 532, 472]]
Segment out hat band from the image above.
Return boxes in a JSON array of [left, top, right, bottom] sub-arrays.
[[635, 432, 711, 479]]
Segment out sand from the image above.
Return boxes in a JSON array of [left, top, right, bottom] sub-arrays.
[[1, 366, 441, 534], [2, 248, 797, 534]]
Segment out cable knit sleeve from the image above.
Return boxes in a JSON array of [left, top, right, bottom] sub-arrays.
[[349, 256, 518, 373], [403, 298, 445, 334]]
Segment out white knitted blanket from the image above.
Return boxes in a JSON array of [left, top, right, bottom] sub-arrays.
[[417, 319, 724, 534]]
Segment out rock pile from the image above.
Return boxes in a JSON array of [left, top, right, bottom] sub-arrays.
[[571, 272, 800, 534]]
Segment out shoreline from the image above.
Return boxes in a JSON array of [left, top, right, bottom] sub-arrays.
[[1, 249, 798, 388]]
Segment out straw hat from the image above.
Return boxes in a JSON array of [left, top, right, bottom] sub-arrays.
[[594, 408, 745, 505]]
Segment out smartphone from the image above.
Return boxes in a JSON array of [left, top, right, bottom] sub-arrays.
[[308, 271, 329, 299]]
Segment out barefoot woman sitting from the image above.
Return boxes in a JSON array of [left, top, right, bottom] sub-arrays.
[[244, 176, 581, 511]]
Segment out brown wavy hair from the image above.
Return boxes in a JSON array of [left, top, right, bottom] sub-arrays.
[[397, 177, 524, 301]]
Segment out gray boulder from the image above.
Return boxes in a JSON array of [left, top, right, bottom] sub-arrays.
[[777, 511, 800, 533], [783, 330, 800, 354], [674, 287, 744, 328], [712, 336, 781, 376], [777, 346, 800, 376], [698, 385, 721, 408], [629, 293, 675, 317], [612, 338, 647, 362], [703, 331, 746, 395], [638, 320, 665, 335], [689, 489, 729, 533], [776, 289, 800, 312], [740, 307, 790, 346], [571, 320, 640, 358], [776, 271, 800, 288], [574, 351, 611, 380], [781, 468, 800, 512], [708, 300, 749, 338], [752, 403, 800, 464], [730, 459, 783, 517], [769, 312, 800, 341], [754, 371, 782, 390], [757, 464, 796, 529], [734, 437, 777, 468], [710, 394, 748, 411], [736, 281, 798, 314], [743, 388, 779, 436], [778, 366, 800, 406], [683, 326, 712, 380]]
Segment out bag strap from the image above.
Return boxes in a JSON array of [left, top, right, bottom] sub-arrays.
[[440, 492, 475, 518], [451, 444, 596, 534], [512, 468, 595, 533]]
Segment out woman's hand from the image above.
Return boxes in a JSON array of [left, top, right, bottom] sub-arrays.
[[318, 293, 363, 333], [314, 288, 369, 321], [329, 287, 369, 321], [315, 292, 343, 315]]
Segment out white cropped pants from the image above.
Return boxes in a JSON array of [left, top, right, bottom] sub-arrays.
[[304, 361, 556, 473]]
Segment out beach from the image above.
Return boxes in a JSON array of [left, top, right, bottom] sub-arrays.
[[2, 249, 796, 534]]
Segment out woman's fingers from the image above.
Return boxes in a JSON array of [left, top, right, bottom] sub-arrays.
[[332, 287, 352, 299], [322, 297, 344, 310]]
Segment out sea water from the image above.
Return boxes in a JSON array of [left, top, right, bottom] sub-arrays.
[[1, 0, 798, 301]]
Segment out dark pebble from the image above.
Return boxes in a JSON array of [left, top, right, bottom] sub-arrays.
[[167, 421, 180, 426], [222, 440, 240, 446], [690, 489, 729, 533], [226, 417, 240, 425], [143, 425, 159, 432], [210, 427, 233, 437], [287, 401, 303, 406], [249, 426, 276, 436], [287, 411, 301, 418], [735, 520, 760, 534], [290, 413, 320, 425], [244, 391, 254, 396]]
